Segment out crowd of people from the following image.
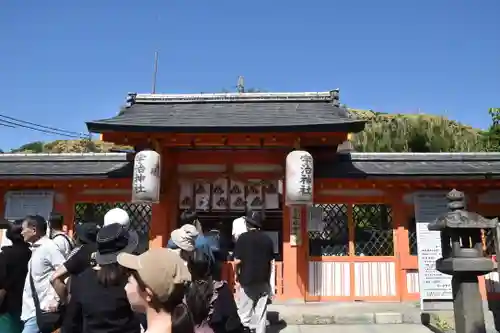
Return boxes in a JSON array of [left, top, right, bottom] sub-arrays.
[[0, 207, 275, 333]]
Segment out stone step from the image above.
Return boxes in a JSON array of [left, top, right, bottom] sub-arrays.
[[267, 311, 422, 325]]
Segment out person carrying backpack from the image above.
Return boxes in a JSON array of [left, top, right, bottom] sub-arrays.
[[168, 211, 219, 269], [48, 212, 74, 259]]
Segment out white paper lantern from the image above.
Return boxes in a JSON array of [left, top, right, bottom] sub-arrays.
[[285, 150, 314, 206], [132, 150, 161, 203]]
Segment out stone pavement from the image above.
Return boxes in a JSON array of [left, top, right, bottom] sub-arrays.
[[267, 301, 499, 331], [267, 324, 434, 333], [267, 302, 423, 325]]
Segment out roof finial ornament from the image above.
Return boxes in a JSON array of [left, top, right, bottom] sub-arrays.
[[237, 76, 245, 93], [329, 89, 340, 107], [125, 93, 137, 108]]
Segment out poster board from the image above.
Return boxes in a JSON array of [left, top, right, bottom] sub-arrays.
[[414, 191, 455, 311], [4, 191, 54, 237]]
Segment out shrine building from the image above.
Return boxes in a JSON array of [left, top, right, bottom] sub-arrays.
[[1, 89, 500, 303]]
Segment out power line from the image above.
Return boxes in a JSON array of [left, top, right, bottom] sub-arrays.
[[0, 118, 85, 139], [0, 122, 15, 128], [0, 113, 86, 137]]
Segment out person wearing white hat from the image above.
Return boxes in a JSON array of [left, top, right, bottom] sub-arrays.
[[170, 224, 199, 264], [103, 208, 139, 245], [104, 208, 130, 228]]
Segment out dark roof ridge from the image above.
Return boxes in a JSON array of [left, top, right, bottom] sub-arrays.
[[346, 152, 500, 162], [0, 152, 129, 162]]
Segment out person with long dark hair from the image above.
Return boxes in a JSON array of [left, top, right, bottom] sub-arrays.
[[186, 248, 242, 333], [66, 223, 141, 333], [118, 248, 194, 333], [0, 220, 32, 333]]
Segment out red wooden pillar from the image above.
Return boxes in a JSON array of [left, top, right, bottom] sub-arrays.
[[149, 148, 178, 248], [281, 182, 307, 301]]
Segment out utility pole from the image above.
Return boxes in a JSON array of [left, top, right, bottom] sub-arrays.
[[152, 51, 159, 94]]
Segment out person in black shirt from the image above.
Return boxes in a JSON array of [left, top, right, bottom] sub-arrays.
[[51, 222, 100, 333], [64, 223, 140, 333], [51, 222, 100, 300], [0, 219, 32, 333], [233, 211, 274, 333]]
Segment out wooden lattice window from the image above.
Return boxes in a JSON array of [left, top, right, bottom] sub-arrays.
[[74, 202, 152, 254], [408, 217, 418, 256], [308, 204, 349, 256], [308, 203, 394, 257], [353, 204, 394, 256]]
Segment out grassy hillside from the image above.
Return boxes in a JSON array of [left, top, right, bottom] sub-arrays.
[[348, 109, 488, 152], [9, 139, 131, 154]]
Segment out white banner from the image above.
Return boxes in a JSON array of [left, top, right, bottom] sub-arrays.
[[414, 191, 454, 307]]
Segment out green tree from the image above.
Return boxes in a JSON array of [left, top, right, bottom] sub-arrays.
[[483, 108, 500, 151], [11, 141, 44, 153]]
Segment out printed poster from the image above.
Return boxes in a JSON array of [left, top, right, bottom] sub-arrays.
[[246, 182, 264, 210], [211, 178, 229, 211], [179, 181, 194, 210], [264, 181, 280, 209], [229, 180, 246, 211], [194, 182, 210, 211]]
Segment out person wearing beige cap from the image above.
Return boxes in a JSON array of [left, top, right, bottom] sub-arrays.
[[118, 248, 194, 333]]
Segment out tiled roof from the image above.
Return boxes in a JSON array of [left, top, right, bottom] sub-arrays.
[[316, 152, 500, 179], [1, 152, 499, 180], [86, 91, 366, 133], [0, 153, 131, 179]]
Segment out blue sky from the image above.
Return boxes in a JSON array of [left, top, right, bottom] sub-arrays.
[[0, 0, 498, 151]]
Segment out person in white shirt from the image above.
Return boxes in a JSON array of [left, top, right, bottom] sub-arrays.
[[48, 212, 74, 259], [232, 216, 248, 242], [20, 215, 66, 333]]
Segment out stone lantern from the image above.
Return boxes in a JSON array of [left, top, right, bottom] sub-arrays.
[[428, 189, 498, 333]]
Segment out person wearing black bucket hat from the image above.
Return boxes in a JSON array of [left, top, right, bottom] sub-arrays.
[[74, 222, 100, 246], [94, 223, 138, 266], [243, 210, 263, 229], [233, 210, 274, 333], [63, 223, 141, 333]]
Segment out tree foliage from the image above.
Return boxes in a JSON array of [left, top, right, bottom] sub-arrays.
[[482, 108, 500, 151]]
